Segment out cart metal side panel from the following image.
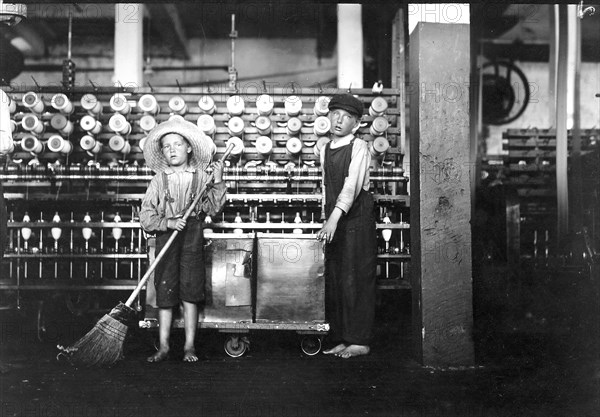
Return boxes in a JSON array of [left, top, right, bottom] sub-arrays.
[[255, 233, 325, 323], [202, 233, 254, 323]]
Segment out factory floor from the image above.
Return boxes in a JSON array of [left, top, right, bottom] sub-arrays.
[[1, 265, 599, 417]]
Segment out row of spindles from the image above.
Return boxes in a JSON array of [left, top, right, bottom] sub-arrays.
[[6, 210, 145, 280]]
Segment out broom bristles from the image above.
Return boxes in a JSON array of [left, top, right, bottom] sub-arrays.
[[58, 302, 136, 367]]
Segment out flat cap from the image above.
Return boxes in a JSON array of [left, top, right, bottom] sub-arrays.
[[328, 94, 364, 118]]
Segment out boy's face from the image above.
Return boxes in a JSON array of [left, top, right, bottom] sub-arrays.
[[161, 133, 191, 168], [328, 108, 360, 137]]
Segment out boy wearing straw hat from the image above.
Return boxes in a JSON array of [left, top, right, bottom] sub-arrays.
[[140, 116, 225, 363], [317, 93, 376, 359]]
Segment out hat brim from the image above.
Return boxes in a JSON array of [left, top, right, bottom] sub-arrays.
[[328, 103, 362, 118], [143, 117, 216, 173]]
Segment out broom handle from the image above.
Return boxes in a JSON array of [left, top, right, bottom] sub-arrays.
[[125, 143, 234, 307]]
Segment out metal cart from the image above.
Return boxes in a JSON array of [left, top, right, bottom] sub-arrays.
[[139, 232, 328, 357]]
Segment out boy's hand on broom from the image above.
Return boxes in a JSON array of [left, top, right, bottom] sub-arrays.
[[168, 218, 187, 231], [210, 160, 224, 183]]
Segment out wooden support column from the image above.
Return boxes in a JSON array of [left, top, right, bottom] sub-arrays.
[[391, 6, 407, 168], [554, 4, 569, 242], [409, 22, 474, 366], [114, 3, 144, 87], [337, 4, 363, 89], [568, 5, 582, 232]]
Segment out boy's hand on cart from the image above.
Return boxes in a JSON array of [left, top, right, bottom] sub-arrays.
[[318, 209, 341, 244], [168, 218, 187, 231], [211, 160, 224, 183], [317, 222, 337, 244]]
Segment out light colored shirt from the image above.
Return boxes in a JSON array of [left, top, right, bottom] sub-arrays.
[[140, 166, 226, 233], [320, 134, 371, 215]]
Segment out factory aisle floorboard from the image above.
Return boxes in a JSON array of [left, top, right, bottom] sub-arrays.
[[1, 285, 599, 417]]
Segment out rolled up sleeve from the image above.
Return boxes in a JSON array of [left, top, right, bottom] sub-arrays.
[[140, 177, 168, 232], [200, 181, 227, 216], [335, 140, 370, 214]]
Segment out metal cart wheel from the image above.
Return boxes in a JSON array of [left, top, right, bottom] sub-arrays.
[[224, 334, 248, 357], [300, 336, 322, 356]]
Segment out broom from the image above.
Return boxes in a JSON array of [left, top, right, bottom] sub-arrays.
[[57, 144, 234, 366]]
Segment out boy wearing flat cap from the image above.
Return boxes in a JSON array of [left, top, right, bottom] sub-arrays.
[[318, 93, 377, 359], [140, 116, 226, 363]]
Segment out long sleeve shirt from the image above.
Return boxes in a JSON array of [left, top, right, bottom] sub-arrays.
[[320, 134, 371, 216], [140, 166, 226, 233]]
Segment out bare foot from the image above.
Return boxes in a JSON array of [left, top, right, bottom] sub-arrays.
[[147, 349, 169, 363], [323, 343, 347, 355], [336, 344, 370, 359], [183, 348, 198, 362]]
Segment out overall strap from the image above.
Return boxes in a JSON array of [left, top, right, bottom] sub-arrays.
[[190, 170, 200, 202], [162, 171, 176, 216]]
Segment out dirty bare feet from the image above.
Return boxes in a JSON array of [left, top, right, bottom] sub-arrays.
[[336, 344, 370, 359], [183, 348, 198, 362], [323, 343, 347, 355], [147, 349, 169, 363]]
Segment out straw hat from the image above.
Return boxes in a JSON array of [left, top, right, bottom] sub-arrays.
[[143, 116, 216, 173]]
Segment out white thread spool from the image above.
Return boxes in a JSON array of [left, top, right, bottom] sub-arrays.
[[138, 94, 160, 115], [82, 212, 92, 251], [51, 93, 74, 115], [51, 212, 62, 250], [21, 114, 45, 135], [168, 114, 185, 122], [10, 120, 17, 133], [80, 93, 103, 115], [313, 137, 330, 157], [255, 136, 273, 157], [138, 136, 147, 151], [21, 134, 44, 154], [369, 136, 390, 157], [313, 116, 331, 136], [47, 135, 73, 154], [226, 95, 245, 116], [22, 92, 45, 114], [109, 93, 131, 115], [21, 213, 32, 251], [369, 116, 389, 136], [8, 95, 16, 114], [80, 135, 102, 154], [369, 97, 388, 117], [286, 137, 303, 157], [227, 116, 245, 136], [198, 96, 216, 114], [254, 116, 272, 135], [313, 96, 330, 116], [79, 115, 102, 135], [0, 90, 15, 154], [109, 113, 132, 135], [196, 114, 216, 136], [168, 96, 188, 115], [286, 117, 302, 136], [226, 136, 245, 156], [284, 95, 302, 116], [139, 115, 157, 133], [50, 114, 74, 135], [255, 94, 274, 116], [109, 135, 131, 155], [112, 212, 123, 241]]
